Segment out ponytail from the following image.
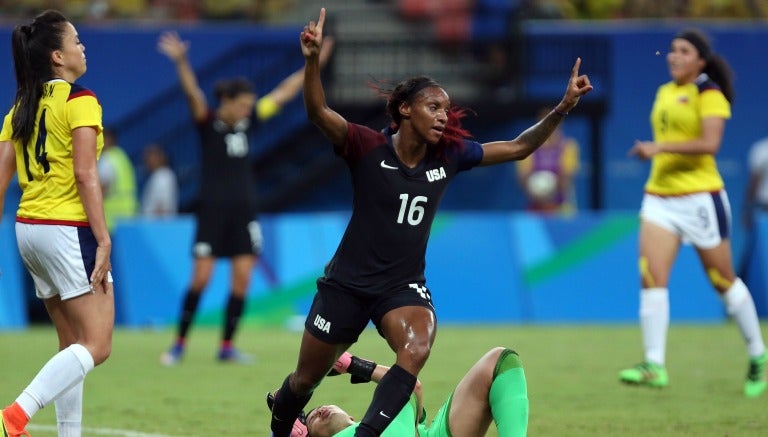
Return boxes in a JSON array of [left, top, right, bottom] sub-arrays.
[[10, 10, 68, 146], [675, 28, 734, 103], [704, 54, 734, 103]]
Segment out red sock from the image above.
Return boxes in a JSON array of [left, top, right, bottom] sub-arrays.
[[2, 402, 29, 432]]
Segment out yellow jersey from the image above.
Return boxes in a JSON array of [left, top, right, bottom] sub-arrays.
[[0, 80, 104, 224], [645, 74, 731, 195]]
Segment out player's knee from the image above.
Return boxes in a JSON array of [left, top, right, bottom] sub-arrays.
[[87, 341, 112, 366], [706, 267, 733, 292], [398, 342, 432, 371], [638, 256, 656, 288], [189, 277, 209, 291], [489, 346, 510, 362]]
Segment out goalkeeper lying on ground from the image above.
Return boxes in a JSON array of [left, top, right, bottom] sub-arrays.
[[267, 346, 529, 437]]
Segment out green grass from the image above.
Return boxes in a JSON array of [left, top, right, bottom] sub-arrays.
[[1, 323, 767, 436]]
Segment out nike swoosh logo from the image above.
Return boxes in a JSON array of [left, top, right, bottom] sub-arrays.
[[380, 160, 398, 170], [379, 410, 391, 419]]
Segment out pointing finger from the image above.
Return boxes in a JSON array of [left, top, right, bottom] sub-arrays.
[[571, 57, 581, 78], [317, 8, 326, 32]]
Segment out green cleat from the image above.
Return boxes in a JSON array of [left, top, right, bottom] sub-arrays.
[[619, 362, 668, 388], [744, 353, 768, 398]]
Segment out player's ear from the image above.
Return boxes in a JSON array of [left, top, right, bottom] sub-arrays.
[[399, 101, 411, 119], [51, 49, 64, 66]]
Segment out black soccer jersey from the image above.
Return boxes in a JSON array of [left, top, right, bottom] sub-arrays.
[[318, 123, 483, 296], [195, 111, 257, 207]]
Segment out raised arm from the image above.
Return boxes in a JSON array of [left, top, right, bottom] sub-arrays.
[[0, 140, 16, 220], [262, 36, 335, 111], [301, 8, 348, 147], [481, 58, 593, 166], [157, 31, 207, 122]]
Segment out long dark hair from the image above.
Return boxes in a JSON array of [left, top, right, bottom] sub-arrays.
[[675, 28, 734, 103], [214, 77, 254, 102], [10, 10, 69, 146], [373, 76, 472, 153]]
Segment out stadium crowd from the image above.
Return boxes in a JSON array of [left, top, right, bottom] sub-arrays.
[[0, 0, 292, 22], [0, 0, 765, 23]]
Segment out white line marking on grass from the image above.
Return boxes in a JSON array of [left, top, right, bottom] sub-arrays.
[[28, 424, 184, 437]]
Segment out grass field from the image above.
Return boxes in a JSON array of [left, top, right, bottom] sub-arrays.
[[1, 323, 767, 436]]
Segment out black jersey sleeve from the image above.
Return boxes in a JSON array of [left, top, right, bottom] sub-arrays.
[[456, 139, 484, 171], [339, 123, 387, 165]]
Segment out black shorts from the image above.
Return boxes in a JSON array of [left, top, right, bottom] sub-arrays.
[[193, 203, 260, 258], [305, 282, 436, 344]]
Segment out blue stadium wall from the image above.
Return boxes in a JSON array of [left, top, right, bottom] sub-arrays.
[[0, 22, 767, 215], [4, 212, 768, 330]]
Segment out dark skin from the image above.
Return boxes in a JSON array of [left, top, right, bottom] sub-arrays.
[[287, 8, 593, 396]]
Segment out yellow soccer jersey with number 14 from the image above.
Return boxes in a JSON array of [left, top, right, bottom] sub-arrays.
[[0, 79, 103, 224], [645, 73, 731, 196]]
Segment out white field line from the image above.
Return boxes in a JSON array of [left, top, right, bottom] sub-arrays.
[[27, 424, 186, 437]]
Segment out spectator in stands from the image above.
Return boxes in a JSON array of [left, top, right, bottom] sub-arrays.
[[201, 0, 261, 20], [98, 128, 138, 232], [268, 8, 591, 437], [0, 10, 113, 436], [738, 133, 768, 279], [516, 107, 580, 214], [156, 29, 334, 365], [271, 346, 528, 437], [621, 28, 767, 399], [743, 134, 768, 230], [140, 143, 178, 217]]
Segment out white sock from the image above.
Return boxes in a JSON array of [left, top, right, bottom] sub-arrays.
[[55, 381, 83, 437], [15, 344, 94, 419], [640, 287, 669, 366], [722, 278, 766, 358]]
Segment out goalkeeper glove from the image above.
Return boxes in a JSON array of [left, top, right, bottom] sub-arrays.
[[327, 351, 376, 383]]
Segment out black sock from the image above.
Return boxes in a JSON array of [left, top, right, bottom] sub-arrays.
[[223, 294, 245, 342], [177, 289, 202, 339], [354, 365, 416, 437], [270, 375, 312, 437]]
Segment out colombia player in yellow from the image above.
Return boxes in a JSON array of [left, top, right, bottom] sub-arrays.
[[0, 10, 114, 436], [622, 29, 767, 397]]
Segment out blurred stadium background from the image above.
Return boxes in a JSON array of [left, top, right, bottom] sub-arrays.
[[3, 0, 768, 329], [2, 1, 768, 435]]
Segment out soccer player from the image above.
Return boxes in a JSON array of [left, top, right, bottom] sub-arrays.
[[0, 10, 114, 436], [269, 8, 592, 437], [156, 30, 334, 365], [621, 28, 768, 398], [273, 347, 528, 437]]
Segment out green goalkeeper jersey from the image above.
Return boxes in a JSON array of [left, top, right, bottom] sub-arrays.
[[333, 395, 420, 437]]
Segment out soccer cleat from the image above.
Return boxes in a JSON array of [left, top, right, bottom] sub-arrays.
[[1, 409, 31, 437], [619, 362, 668, 388], [266, 392, 308, 437], [744, 353, 768, 398], [160, 344, 184, 367], [217, 347, 254, 364]]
